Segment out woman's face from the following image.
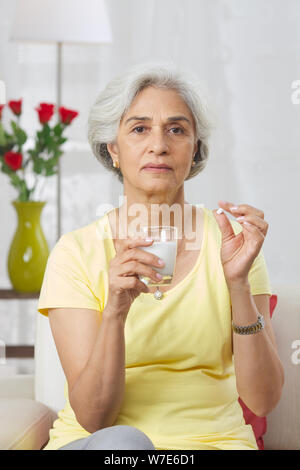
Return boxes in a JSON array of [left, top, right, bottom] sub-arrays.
[[107, 86, 198, 196]]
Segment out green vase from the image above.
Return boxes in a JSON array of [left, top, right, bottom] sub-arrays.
[[7, 201, 50, 293]]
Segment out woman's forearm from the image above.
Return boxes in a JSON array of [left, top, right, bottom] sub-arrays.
[[69, 308, 126, 433], [229, 281, 284, 417]]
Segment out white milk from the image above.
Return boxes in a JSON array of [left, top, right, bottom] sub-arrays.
[[139, 240, 177, 286]]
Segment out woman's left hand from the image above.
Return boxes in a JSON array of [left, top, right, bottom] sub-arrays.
[[212, 201, 269, 287]]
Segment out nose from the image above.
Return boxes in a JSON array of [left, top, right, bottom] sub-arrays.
[[148, 127, 169, 155]]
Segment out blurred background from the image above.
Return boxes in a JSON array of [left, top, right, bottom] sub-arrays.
[[0, 0, 299, 375]]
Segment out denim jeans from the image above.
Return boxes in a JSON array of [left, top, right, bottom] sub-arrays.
[[58, 425, 156, 450]]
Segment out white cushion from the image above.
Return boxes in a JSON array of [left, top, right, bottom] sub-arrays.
[[34, 313, 66, 413], [0, 375, 34, 399], [0, 398, 57, 450]]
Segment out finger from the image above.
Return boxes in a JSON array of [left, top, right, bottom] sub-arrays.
[[115, 236, 154, 253], [117, 275, 149, 293], [212, 208, 236, 241], [238, 219, 266, 241], [119, 246, 164, 268], [118, 260, 163, 283], [218, 201, 265, 219], [236, 215, 268, 236]]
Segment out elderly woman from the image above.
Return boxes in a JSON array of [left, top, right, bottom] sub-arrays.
[[38, 62, 284, 450]]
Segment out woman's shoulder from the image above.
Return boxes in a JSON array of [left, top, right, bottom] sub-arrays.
[[53, 213, 109, 255]]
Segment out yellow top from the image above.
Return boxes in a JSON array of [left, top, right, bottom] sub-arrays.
[[38, 206, 272, 450]]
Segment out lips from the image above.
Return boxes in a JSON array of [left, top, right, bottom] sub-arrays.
[[142, 164, 171, 169]]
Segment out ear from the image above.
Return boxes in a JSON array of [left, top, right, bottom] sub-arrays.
[[107, 141, 119, 160]]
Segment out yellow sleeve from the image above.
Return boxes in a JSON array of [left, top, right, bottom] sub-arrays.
[[38, 233, 101, 317], [230, 219, 273, 296]]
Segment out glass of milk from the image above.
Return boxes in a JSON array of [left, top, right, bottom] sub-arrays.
[[138, 226, 178, 286]]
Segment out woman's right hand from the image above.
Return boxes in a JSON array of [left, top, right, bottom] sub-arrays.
[[105, 237, 164, 321]]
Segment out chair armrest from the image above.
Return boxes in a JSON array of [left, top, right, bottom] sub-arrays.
[[0, 398, 57, 450], [0, 374, 34, 399]]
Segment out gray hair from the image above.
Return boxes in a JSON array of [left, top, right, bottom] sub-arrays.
[[87, 61, 213, 183]]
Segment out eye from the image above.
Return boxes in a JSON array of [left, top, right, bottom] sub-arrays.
[[133, 126, 146, 133], [170, 127, 184, 134], [132, 126, 184, 134]]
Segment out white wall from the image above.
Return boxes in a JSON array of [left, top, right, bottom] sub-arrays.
[[0, 0, 299, 345]]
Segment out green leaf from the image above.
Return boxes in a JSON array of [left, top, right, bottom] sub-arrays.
[[45, 168, 57, 176], [10, 120, 27, 146], [57, 137, 67, 145], [27, 149, 37, 158], [0, 122, 7, 146], [53, 123, 63, 137], [43, 123, 50, 134], [11, 120, 17, 134], [17, 127, 27, 145], [32, 156, 45, 174], [40, 123, 50, 141]]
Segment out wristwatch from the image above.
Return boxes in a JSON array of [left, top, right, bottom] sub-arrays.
[[232, 313, 265, 335]]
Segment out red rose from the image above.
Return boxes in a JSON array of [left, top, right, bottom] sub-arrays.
[[58, 106, 79, 125], [36, 102, 55, 124], [4, 151, 23, 171], [0, 104, 4, 120], [8, 99, 22, 116]]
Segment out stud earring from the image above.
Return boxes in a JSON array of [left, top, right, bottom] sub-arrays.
[[113, 160, 119, 168]]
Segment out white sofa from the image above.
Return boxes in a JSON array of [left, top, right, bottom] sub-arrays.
[[0, 283, 299, 450]]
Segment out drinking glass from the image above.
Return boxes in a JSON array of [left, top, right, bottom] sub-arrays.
[[138, 226, 178, 286]]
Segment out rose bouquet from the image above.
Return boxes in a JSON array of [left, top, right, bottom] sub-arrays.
[[0, 99, 79, 201]]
